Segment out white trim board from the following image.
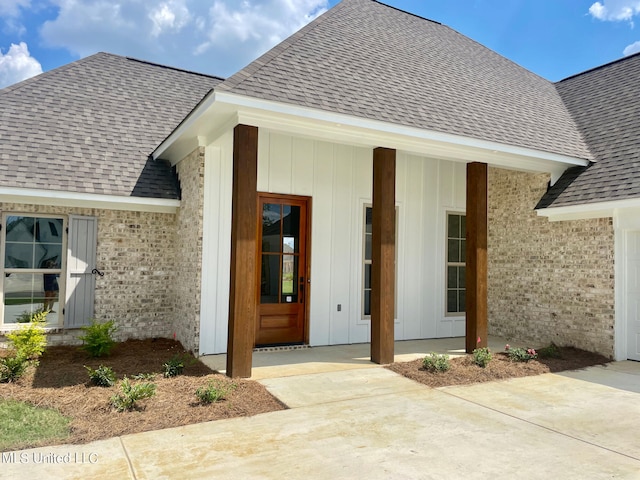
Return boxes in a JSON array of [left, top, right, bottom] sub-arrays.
[[0, 187, 180, 213]]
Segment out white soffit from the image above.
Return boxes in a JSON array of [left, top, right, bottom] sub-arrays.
[[0, 187, 180, 213], [154, 91, 589, 180], [537, 197, 640, 222]]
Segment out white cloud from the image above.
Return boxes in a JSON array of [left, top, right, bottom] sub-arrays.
[[40, 0, 328, 77], [589, 1, 640, 21], [623, 40, 640, 54], [0, 42, 42, 88], [0, 0, 31, 17]]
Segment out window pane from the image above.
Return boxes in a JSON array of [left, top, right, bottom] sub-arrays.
[[37, 244, 63, 269], [365, 234, 372, 261], [281, 255, 297, 301], [459, 289, 466, 313], [447, 266, 457, 288], [364, 290, 371, 316], [460, 215, 467, 238], [458, 266, 466, 289], [260, 254, 280, 303], [35, 218, 63, 244], [447, 239, 460, 263], [261, 204, 281, 253], [3, 273, 45, 323], [447, 290, 458, 313], [364, 263, 371, 289], [447, 214, 460, 238], [5, 216, 34, 243], [5, 243, 34, 269], [460, 239, 466, 262], [282, 206, 300, 253], [365, 207, 372, 234]]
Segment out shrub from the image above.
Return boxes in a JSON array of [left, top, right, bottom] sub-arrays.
[[422, 352, 451, 373], [6, 319, 47, 360], [162, 354, 186, 378], [85, 365, 116, 387], [79, 320, 117, 357], [0, 354, 29, 383], [132, 372, 156, 381], [195, 380, 236, 404], [537, 343, 562, 359], [473, 347, 492, 368], [505, 346, 538, 362], [110, 377, 156, 412]]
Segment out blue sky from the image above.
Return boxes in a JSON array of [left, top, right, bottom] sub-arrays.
[[1, 0, 640, 88]]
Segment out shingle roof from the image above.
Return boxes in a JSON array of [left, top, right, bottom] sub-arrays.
[[218, 0, 592, 161], [538, 52, 640, 209], [0, 53, 222, 199]]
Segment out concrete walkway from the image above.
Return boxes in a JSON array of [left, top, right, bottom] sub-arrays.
[[2, 343, 640, 479]]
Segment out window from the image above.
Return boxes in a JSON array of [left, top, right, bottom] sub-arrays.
[[362, 206, 397, 318], [2, 215, 66, 326], [446, 213, 466, 315]]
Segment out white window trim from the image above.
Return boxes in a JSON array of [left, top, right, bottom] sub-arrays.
[[1, 213, 67, 328]]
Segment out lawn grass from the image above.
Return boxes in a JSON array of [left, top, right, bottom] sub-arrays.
[[0, 399, 71, 450]]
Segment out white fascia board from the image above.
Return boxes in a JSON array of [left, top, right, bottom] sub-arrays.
[[0, 187, 180, 213], [536, 197, 640, 222], [217, 91, 590, 169]]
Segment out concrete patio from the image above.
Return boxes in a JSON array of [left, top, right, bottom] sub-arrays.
[[2, 338, 639, 479]]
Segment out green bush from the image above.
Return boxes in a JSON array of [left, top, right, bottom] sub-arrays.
[[0, 354, 29, 383], [195, 380, 236, 404], [110, 377, 156, 412], [162, 354, 186, 378], [85, 365, 116, 387], [15, 306, 49, 324], [6, 319, 47, 360], [537, 343, 562, 359], [473, 347, 492, 368], [505, 346, 538, 362], [422, 352, 451, 373], [79, 320, 117, 357]]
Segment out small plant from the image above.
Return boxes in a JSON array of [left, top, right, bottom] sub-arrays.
[[0, 353, 29, 383], [79, 320, 117, 357], [6, 318, 47, 361], [195, 380, 236, 404], [537, 343, 562, 359], [505, 345, 538, 362], [422, 352, 451, 373], [110, 377, 156, 412], [162, 354, 187, 378], [85, 365, 116, 387], [132, 372, 156, 380]]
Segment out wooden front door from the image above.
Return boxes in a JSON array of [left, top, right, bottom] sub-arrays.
[[256, 194, 310, 346]]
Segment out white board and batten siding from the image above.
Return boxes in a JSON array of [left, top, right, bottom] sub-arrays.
[[198, 130, 466, 355]]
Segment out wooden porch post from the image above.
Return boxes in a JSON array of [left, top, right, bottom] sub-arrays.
[[226, 124, 258, 378], [465, 162, 488, 353], [371, 147, 396, 364]]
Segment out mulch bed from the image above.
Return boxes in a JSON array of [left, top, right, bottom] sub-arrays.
[[387, 347, 611, 388], [0, 338, 286, 451]]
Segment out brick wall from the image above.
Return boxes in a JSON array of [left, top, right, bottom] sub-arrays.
[[173, 148, 205, 354], [488, 168, 615, 357], [0, 203, 177, 344]]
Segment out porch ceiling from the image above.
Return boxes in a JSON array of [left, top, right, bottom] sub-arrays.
[[154, 91, 588, 184]]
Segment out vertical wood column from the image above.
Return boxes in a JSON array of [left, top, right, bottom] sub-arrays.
[[371, 147, 396, 364], [226, 124, 258, 378], [466, 162, 488, 353]]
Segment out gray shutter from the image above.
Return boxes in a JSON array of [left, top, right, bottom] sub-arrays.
[[65, 216, 97, 328]]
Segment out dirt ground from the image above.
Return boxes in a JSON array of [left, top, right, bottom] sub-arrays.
[[387, 346, 611, 388], [0, 338, 286, 451], [1, 340, 611, 451]]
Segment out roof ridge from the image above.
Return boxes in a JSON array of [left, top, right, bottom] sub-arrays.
[[217, 0, 348, 92], [557, 50, 640, 83], [372, 0, 441, 25]]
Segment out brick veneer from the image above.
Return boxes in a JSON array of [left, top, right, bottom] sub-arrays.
[[173, 147, 205, 354], [488, 168, 615, 357], [0, 203, 176, 344]]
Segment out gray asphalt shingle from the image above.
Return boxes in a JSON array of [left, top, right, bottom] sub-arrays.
[[538, 52, 640, 208], [218, 0, 591, 161], [0, 53, 222, 199]]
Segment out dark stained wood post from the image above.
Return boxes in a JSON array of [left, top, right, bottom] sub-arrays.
[[227, 124, 258, 378], [465, 162, 488, 353], [371, 147, 396, 364]]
